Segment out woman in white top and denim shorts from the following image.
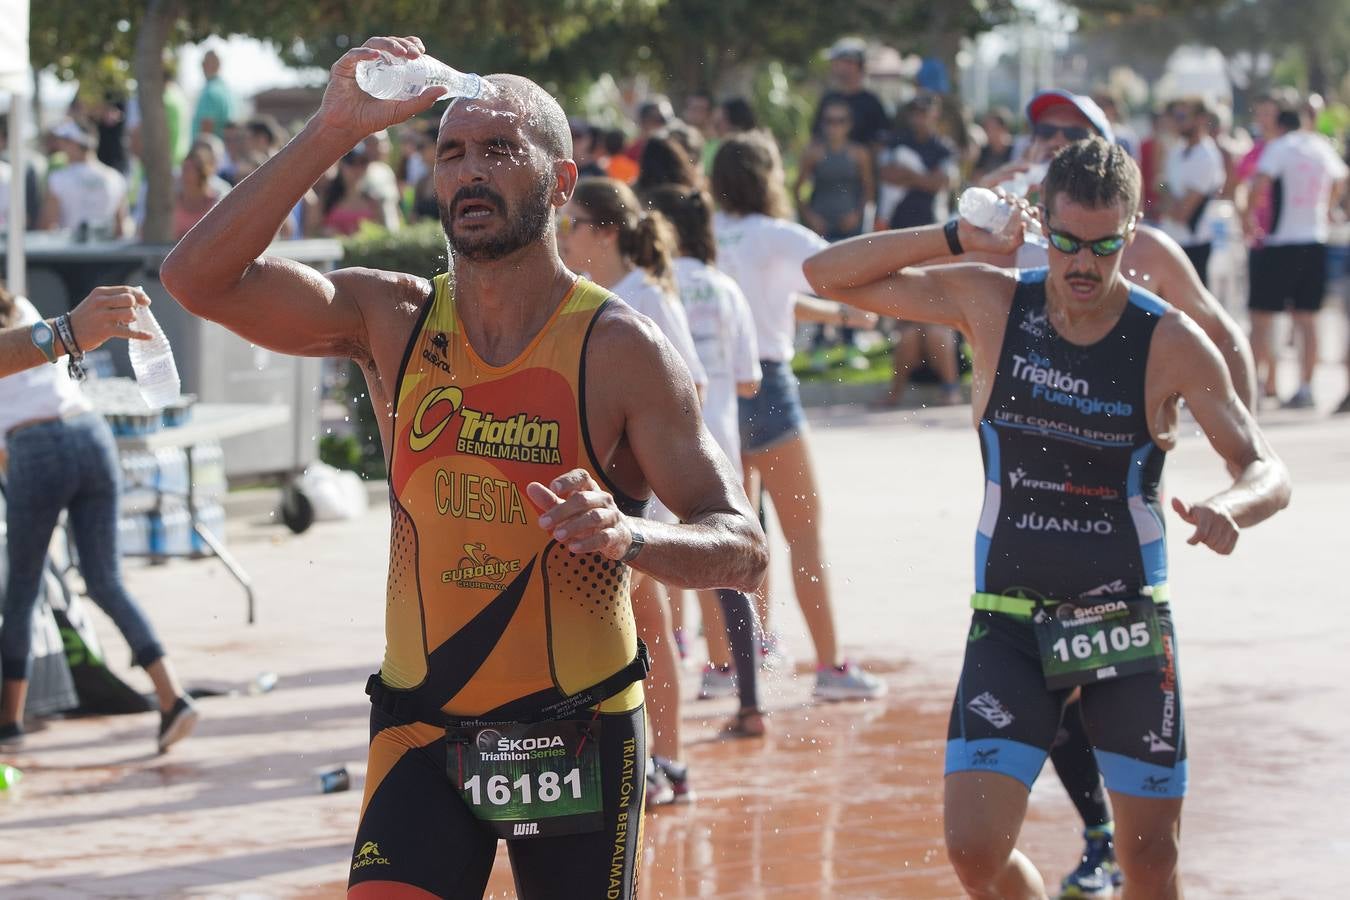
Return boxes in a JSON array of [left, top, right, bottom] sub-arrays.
[[0, 283, 198, 752], [710, 132, 885, 701]]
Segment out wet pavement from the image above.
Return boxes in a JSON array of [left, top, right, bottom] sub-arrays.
[[1, 356, 1347, 897]]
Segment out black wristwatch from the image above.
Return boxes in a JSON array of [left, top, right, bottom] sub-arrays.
[[619, 525, 645, 564]]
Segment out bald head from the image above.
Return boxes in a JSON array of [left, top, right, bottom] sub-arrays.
[[447, 74, 572, 162]]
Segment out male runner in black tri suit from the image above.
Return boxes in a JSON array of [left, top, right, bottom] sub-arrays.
[[805, 138, 1290, 899]]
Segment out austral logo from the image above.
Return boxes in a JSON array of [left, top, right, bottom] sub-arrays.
[[422, 331, 452, 374], [352, 841, 391, 870], [442, 542, 522, 589], [410, 385, 562, 464]]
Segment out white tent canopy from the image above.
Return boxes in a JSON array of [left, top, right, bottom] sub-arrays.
[[1, 0, 31, 294]]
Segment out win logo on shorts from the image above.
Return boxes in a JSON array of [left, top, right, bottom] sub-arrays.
[[513, 822, 540, 837], [971, 747, 1001, 766]]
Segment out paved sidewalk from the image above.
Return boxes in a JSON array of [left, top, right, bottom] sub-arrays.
[[1, 360, 1346, 897]]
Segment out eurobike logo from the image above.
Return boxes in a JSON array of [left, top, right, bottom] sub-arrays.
[[1011, 350, 1134, 417], [442, 542, 522, 589], [410, 385, 562, 464], [351, 841, 391, 870], [1007, 467, 1121, 500], [1080, 579, 1129, 599], [966, 692, 1015, 729]]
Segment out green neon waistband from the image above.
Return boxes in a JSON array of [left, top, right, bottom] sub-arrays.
[[971, 583, 1170, 619]]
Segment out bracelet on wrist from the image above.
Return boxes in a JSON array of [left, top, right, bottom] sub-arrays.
[[944, 218, 965, 256], [54, 314, 88, 382]]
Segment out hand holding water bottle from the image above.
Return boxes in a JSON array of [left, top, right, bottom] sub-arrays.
[[69, 285, 154, 351], [954, 187, 1041, 256], [315, 36, 455, 142]]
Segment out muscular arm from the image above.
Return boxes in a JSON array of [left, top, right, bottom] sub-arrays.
[[1152, 314, 1291, 551], [161, 38, 442, 360], [529, 312, 767, 592], [1135, 225, 1257, 409], [803, 219, 1017, 332]]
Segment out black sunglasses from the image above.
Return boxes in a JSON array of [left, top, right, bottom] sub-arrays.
[[1045, 225, 1132, 257], [1033, 123, 1092, 142]]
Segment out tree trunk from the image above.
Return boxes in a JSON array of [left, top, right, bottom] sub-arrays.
[[134, 0, 180, 244]]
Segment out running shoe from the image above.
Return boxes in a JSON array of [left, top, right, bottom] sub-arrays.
[[1281, 386, 1315, 410], [1059, 827, 1122, 899], [653, 756, 695, 804], [813, 661, 887, 701], [0, 722, 24, 749], [698, 664, 738, 700], [645, 757, 675, 806], [157, 696, 200, 753]]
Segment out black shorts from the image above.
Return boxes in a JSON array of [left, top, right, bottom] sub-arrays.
[[945, 609, 1187, 799], [349, 703, 645, 899], [1249, 243, 1328, 313]]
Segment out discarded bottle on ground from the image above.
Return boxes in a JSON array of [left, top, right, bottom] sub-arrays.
[[127, 305, 181, 408], [356, 52, 486, 102], [0, 764, 22, 793], [318, 766, 350, 794]]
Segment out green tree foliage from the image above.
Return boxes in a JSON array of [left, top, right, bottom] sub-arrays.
[[1076, 0, 1350, 96]]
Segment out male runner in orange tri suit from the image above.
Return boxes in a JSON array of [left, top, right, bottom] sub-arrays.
[[163, 35, 767, 900]]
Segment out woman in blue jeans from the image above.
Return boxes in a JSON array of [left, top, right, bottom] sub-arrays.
[[0, 282, 198, 752]]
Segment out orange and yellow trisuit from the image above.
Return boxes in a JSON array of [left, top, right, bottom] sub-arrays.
[[350, 275, 647, 897]]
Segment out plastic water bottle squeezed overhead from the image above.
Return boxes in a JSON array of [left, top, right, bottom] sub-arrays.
[[355, 52, 489, 102]]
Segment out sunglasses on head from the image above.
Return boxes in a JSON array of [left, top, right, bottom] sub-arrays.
[[556, 214, 598, 237], [1033, 123, 1092, 142], [1045, 225, 1131, 257]]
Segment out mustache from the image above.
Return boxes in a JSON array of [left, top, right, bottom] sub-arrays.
[[450, 184, 507, 215]]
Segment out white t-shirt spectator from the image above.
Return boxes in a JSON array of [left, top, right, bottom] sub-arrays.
[[0, 298, 93, 449], [1257, 130, 1350, 245], [1161, 137, 1226, 246], [713, 212, 828, 363], [609, 268, 707, 388], [45, 160, 128, 234], [673, 257, 760, 475]]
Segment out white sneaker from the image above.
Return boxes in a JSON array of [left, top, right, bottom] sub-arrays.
[[697, 664, 738, 700], [813, 661, 887, 701]]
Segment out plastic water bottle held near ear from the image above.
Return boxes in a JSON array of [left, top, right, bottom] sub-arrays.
[[355, 52, 487, 102], [957, 187, 1048, 249]]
